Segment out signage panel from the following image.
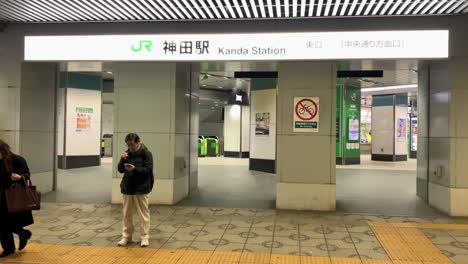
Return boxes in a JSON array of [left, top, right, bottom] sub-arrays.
[[24, 30, 449, 61]]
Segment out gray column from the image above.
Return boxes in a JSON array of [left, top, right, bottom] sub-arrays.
[[112, 62, 198, 205], [276, 61, 336, 211]]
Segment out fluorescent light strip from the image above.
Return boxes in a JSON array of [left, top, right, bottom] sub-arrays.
[[324, 0, 333, 16], [165, 0, 188, 18], [258, 0, 266, 17], [379, 0, 394, 15], [293, 0, 299, 17], [348, 0, 359, 15], [396, 0, 412, 15], [250, 0, 260, 17], [340, 0, 350, 15], [130, 0, 158, 19], [180, 0, 200, 18], [139, 0, 165, 19], [37, 1, 77, 21], [148, 0, 172, 19], [207, 0, 222, 18], [413, 0, 431, 14], [223, 0, 237, 18], [90, 0, 122, 20], [284, 0, 290, 17], [404, 0, 422, 15], [233, 0, 245, 18], [62, 0, 99, 20], [437, 0, 456, 14], [1, 1, 45, 21], [316, 0, 324, 15], [240, 0, 252, 18], [190, 0, 208, 18], [23, 1, 61, 21], [332, 0, 341, 16], [454, 1, 468, 12], [215, 0, 230, 18], [82, 0, 116, 20], [388, 0, 403, 14], [308, 0, 315, 16], [446, 0, 464, 13], [428, 0, 447, 14], [101, 0, 134, 20], [355, 0, 368, 15], [0, 2, 33, 22], [300, 0, 307, 16], [70, 0, 108, 20], [364, 0, 376, 15], [58, 1, 95, 21], [361, 84, 417, 92], [156, 0, 180, 19], [197, 0, 215, 18], [372, 0, 385, 15], [275, 0, 282, 17], [267, 0, 275, 17]]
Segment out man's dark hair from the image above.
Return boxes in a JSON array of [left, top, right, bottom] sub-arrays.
[[125, 133, 140, 143]]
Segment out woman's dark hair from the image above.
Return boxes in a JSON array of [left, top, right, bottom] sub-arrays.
[[0, 139, 13, 172], [125, 133, 140, 143]]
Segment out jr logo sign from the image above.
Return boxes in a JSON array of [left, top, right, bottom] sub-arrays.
[[131, 40, 153, 52]]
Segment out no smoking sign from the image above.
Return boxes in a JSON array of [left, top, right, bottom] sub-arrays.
[[293, 97, 319, 132]]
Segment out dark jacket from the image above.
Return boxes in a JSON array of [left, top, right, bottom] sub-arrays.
[[118, 144, 154, 195], [0, 154, 34, 230]]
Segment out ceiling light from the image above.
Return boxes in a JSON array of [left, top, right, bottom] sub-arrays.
[[355, 0, 367, 15], [285, 0, 290, 17], [404, 0, 422, 15], [215, 0, 230, 18], [426, 0, 446, 14], [387, 0, 403, 14], [372, 0, 386, 15], [267, 0, 275, 17], [300, 0, 307, 16], [332, 0, 341, 16], [258, 0, 267, 17], [324, 0, 333, 16], [379, 0, 394, 15], [198, 0, 215, 18], [364, 0, 376, 16], [361, 84, 417, 92], [241, 0, 252, 17], [348, 0, 359, 15], [316, 0, 324, 16], [232, 0, 245, 18], [275, 0, 282, 17], [308, 0, 316, 16], [223, 0, 237, 17], [250, 0, 260, 17]]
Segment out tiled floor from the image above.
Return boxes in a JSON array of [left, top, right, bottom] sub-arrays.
[[3, 202, 466, 264]]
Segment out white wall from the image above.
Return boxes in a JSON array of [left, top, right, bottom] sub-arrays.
[[224, 104, 241, 152], [65, 88, 102, 156], [371, 106, 394, 155], [250, 89, 276, 160]]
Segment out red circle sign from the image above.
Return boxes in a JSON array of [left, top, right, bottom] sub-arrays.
[[295, 99, 318, 121]]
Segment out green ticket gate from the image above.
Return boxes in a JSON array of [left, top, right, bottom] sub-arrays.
[[198, 136, 207, 157], [206, 137, 219, 157]]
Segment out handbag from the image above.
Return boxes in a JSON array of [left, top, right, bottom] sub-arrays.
[[5, 177, 41, 213]]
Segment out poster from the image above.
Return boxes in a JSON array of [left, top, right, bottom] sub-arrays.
[[75, 106, 93, 132], [294, 97, 319, 132], [348, 118, 360, 141], [397, 118, 407, 138], [255, 112, 270, 136]]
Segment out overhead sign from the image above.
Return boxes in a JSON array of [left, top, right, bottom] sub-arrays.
[[24, 30, 449, 61], [294, 97, 319, 133]]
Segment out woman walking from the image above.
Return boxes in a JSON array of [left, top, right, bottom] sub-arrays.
[[0, 140, 33, 257]]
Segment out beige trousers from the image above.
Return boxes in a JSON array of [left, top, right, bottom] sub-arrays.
[[122, 194, 150, 240]]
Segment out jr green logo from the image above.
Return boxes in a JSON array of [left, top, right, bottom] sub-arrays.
[[131, 40, 152, 52]]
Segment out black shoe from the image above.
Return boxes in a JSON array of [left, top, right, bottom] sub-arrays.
[[0, 250, 15, 257], [18, 230, 32, 251]]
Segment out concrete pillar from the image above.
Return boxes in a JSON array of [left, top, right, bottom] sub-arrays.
[[1, 32, 56, 194], [112, 62, 198, 205], [57, 72, 102, 169], [249, 78, 277, 173], [276, 61, 336, 211], [371, 94, 408, 162]]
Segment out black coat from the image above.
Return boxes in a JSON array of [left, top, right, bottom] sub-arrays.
[[118, 144, 154, 195], [0, 154, 34, 230]]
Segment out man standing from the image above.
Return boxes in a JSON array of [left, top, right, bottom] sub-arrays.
[[117, 133, 154, 247]]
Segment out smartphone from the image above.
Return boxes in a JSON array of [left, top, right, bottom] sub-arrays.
[[124, 163, 133, 168]]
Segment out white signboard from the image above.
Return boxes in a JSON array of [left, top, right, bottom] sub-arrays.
[[294, 97, 319, 133], [24, 30, 449, 61]]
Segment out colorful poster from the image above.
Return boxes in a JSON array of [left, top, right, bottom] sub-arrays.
[[348, 118, 360, 141], [293, 97, 320, 132], [397, 118, 407, 138], [75, 107, 93, 132], [255, 112, 270, 136]]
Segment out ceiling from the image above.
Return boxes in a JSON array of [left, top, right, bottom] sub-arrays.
[[0, 0, 467, 23]]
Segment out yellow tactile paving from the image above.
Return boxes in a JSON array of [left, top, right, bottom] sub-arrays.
[[2, 221, 468, 264]]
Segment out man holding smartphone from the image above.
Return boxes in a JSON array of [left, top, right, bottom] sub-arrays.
[[117, 133, 154, 247]]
